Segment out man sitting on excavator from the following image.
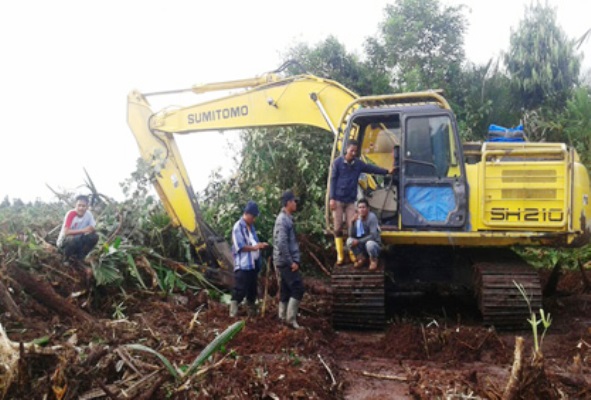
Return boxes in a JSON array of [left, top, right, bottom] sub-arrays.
[[329, 140, 393, 265], [346, 198, 382, 271]]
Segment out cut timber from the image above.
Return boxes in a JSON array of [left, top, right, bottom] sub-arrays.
[[0, 278, 23, 319], [7, 265, 97, 328]]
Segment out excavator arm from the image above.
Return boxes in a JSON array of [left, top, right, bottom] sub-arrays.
[[127, 73, 358, 280]]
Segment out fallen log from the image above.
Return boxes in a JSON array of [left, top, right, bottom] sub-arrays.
[[308, 251, 330, 277], [549, 371, 591, 390], [7, 264, 97, 328], [0, 276, 23, 319]]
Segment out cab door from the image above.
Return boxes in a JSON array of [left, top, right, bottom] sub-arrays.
[[399, 111, 468, 229]]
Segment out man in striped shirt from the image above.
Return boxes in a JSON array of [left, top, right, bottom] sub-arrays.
[[229, 200, 269, 317]]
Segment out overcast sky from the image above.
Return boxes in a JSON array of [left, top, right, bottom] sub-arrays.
[[0, 0, 588, 203]]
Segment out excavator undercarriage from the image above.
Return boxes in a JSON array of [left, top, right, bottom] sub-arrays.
[[331, 247, 542, 330]]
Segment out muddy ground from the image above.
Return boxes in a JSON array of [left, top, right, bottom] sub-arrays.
[[0, 250, 590, 399]]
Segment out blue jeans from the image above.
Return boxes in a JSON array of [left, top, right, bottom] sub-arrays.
[[346, 238, 381, 259]]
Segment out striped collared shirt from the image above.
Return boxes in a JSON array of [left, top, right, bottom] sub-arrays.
[[231, 217, 260, 271]]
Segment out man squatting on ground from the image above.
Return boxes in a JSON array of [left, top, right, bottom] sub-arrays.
[[329, 139, 393, 265], [273, 190, 305, 329], [347, 198, 382, 271], [230, 201, 269, 317], [57, 195, 99, 263]]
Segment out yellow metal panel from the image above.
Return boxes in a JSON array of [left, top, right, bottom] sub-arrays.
[[127, 92, 200, 238], [479, 143, 569, 230], [465, 163, 480, 232], [380, 230, 573, 246]]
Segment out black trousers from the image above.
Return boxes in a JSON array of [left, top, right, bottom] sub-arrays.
[[232, 269, 258, 304], [63, 233, 99, 260], [277, 265, 305, 302]]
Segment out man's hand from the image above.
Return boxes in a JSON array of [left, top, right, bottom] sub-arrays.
[[291, 262, 299, 272], [256, 242, 269, 250], [388, 166, 396, 174], [350, 239, 359, 248], [329, 199, 336, 211]]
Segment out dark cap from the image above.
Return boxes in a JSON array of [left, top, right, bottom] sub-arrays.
[[281, 190, 298, 206], [244, 200, 260, 217]]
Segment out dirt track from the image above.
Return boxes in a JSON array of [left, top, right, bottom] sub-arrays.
[[1, 256, 590, 399]]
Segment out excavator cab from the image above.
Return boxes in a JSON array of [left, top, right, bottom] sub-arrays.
[[339, 106, 468, 231]]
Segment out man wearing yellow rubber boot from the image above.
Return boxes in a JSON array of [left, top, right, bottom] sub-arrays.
[[329, 140, 392, 265]]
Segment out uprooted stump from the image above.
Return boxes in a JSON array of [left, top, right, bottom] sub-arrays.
[[502, 336, 557, 400]]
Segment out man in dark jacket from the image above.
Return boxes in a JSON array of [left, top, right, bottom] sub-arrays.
[[330, 140, 392, 265], [273, 190, 304, 329]]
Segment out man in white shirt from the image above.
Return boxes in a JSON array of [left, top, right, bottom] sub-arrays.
[[57, 195, 98, 264]]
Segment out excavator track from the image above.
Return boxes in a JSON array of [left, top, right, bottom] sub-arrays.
[[331, 264, 385, 330], [472, 251, 542, 329]]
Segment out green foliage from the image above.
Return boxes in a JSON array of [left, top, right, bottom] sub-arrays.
[[375, 0, 467, 93], [124, 320, 245, 382], [124, 344, 181, 380], [154, 264, 187, 293], [453, 60, 520, 141], [112, 301, 127, 320], [200, 127, 333, 244], [283, 36, 391, 95], [552, 87, 591, 164], [514, 281, 552, 352], [505, 2, 582, 111], [184, 320, 245, 376]]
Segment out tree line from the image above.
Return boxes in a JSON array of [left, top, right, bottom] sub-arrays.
[[200, 0, 591, 244]]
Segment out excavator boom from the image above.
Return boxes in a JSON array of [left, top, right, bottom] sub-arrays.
[[127, 73, 358, 281]]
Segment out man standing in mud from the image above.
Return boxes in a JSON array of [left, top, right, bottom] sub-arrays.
[[229, 200, 269, 318], [273, 190, 304, 329], [57, 195, 99, 279], [330, 139, 393, 266]]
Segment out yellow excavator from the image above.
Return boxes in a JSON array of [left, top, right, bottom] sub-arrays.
[[127, 67, 591, 329]]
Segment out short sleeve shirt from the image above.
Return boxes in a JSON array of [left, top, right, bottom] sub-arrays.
[[57, 210, 96, 247]]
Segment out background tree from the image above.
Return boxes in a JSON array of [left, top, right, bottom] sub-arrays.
[[200, 127, 333, 244], [370, 0, 467, 94], [505, 2, 582, 111], [283, 36, 390, 95], [453, 60, 519, 140]]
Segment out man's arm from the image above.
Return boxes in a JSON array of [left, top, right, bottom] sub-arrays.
[[329, 158, 342, 211], [290, 225, 301, 264], [360, 160, 390, 176], [357, 214, 381, 245], [63, 211, 95, 236], [232, 221, 266, 253]]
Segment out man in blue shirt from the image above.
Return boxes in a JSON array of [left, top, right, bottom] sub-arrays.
[[329, 140, 392, 265], [230, 200, 269, 317]]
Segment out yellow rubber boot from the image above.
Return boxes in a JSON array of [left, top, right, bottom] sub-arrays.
[[348, 250, 357, 263], [335, 237, 345, 265]]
